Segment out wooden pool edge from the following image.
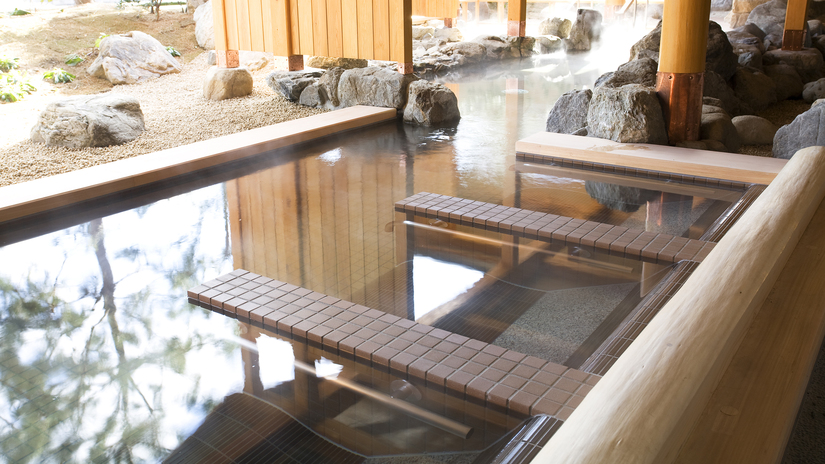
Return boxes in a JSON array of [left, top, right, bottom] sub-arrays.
[[0, 105, 397, 224]]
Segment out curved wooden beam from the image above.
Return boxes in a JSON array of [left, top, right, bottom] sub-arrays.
[[532, 146, 825, 464]]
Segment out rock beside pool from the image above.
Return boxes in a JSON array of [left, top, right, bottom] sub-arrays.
[[764, 64, 804, 101], [539, 17, 572, 38], [595, 57, 657, 89], [732, 115, 778, 144], [587, 84, 668, 144], [764, 48, 825, 83], [565, 9, 602, 52], [747, 0, 786, 38], [773, 100, 825, 158], [31, 94, 145, 148], [403, 81, 460, 126], [701, 112, 742, 152], [546, 89, 591, 134], [265, 70, 324, 102], [704, 70, 753, 116], [731, 66, 777, 111], [804, 78, 825, 103], [338, 67, 418, 110], [536, 36, 564, 54], [470, 35, 535, 59], [194, 2, 214, 49], [203, 66, 253, 100], [88, 31, 182, 85]]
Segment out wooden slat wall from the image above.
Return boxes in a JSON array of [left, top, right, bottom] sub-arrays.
[[212, 0, 413, 63], [411, 0, 458, 18]]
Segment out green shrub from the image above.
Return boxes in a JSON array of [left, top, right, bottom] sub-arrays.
[[11, 8, 30, 15], [0, 71, 36, 103], [43, 68, 76, 83], [65, 54, 83, 66], [165, 46, 181, 57], [0, 56, 19, 73], [95, 33, 110, 48]]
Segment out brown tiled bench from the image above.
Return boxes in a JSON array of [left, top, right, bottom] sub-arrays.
[[188, 269, 600, 421], [395, 192, 716, 264]]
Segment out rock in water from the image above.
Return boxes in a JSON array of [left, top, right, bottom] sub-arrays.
[[403, 81, 460, 126], [88, 31, 182, 84], [203, 66, 253, 100], [773, 100, 825, 158], [31, 94, 145, 148], [546, 89, 591, 134], [194, 2, 214, 49], [338, 67, 418, 110], [587, 84, 668, 144]]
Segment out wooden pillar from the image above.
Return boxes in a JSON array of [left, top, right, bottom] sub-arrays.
[[604, 0, 623, 20], [507, 0, 527, 36], [655, 0, 711, 144], [272, 0, 303, 71], [392, 0, 414, 74], [212, 0, 239, 67], [783, 0, 808, 51]]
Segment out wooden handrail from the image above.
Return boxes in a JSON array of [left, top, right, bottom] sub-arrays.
[[532, 146, 825, 463]]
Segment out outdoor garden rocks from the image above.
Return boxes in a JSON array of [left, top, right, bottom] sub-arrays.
[[727, 30, 766, 54], [470, 36, 535, 59], [731, 66, 777, 111], [587, 84, 668, 144], [88, 31, 182, 85], [403, 81, 461, 126], [546, 89, 592, 134], [265, 70, 323, 102], [701, 112, 742, 152], [203, 66, 253, 100], [416, 41, 488, 73], [746, 0, 787, 38], [732, 23, 767, 41], [595, 58, 657, 88], [536, 37, 564, 54], [565, 9, 602, 52], [735, 46, 763, 69], [764, 63, 804, 101], [31, 94, 145, 148], [194, 2, 214, 49], [703, 70, 753, 116], [539, 17, 572, 38], [337, 66, 418, 110], [763, 48, 825, 83], [732, 115, 778, 144], [803, 78, 825, 103], [773, 99, 825, 158]]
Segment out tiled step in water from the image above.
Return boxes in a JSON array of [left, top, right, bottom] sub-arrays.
[[188, 269, 600, 421], [395, 193, 716, 265]]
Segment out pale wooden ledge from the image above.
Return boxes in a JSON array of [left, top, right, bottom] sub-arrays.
[[515, 132, 788, 185], [532, 146, 825, 464], [0, 105, 397, 224]]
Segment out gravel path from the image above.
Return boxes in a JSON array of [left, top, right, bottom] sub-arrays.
[[0, 53, 325, 187]]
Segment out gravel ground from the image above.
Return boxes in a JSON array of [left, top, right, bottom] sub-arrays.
[[0, 52, 325, 187]]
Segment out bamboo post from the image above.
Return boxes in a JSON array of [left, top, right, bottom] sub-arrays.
[[783, 0, 808, 51], [212, 0, 239, 67], [531, 146, 825, 463], [508, 0, 527, 36], [654, 0, 711, 144]]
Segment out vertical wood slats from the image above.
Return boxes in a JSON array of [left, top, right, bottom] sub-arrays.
[[212, 0, 415, 63]]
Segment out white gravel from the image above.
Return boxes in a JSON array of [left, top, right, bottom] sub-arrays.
[[0, 53, 326, 187]]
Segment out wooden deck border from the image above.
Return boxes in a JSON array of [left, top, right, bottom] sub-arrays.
[[0, 106, 397, 224]]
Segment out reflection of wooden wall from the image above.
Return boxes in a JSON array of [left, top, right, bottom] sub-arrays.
[[212, 0, 412, 64]]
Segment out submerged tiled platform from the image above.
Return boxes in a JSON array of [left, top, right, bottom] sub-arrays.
[[188, 269, 600, 420], [395, 193, 715, 265]]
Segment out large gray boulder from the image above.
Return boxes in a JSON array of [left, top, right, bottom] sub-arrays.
[[732, 115, 778, 144], [470, 36, 535, 59], [88, 31, 182, 84], [733, 23, 767, 41], [546, 89, 592, 134], [403, 81, 460, 126], [565, 9, 602, 52], [536, 36, 564, 54], [265, 70, 323, 102], [629, 21, 737, 80], [773, 100, 825, 158], [700, 112, 742, 152], [763, 48, 825, 83], [539, 17, 572, 38], [338, 67, 418, 110], [298, 67, 346, 109], [703, 70, 752, 116], [437, 41, 488, 66], [596, 58, 657, 88], [747, 0, 786, 38], [203, 66, 253, 100], [711, 0, 733, 10], [803, 78, 825, 103], [31, 94, 145, 148], [194, 2, 214, 49], [764, 63, 804, 101], [587, 84, 668, 144], [731, 66, 777, 111]]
